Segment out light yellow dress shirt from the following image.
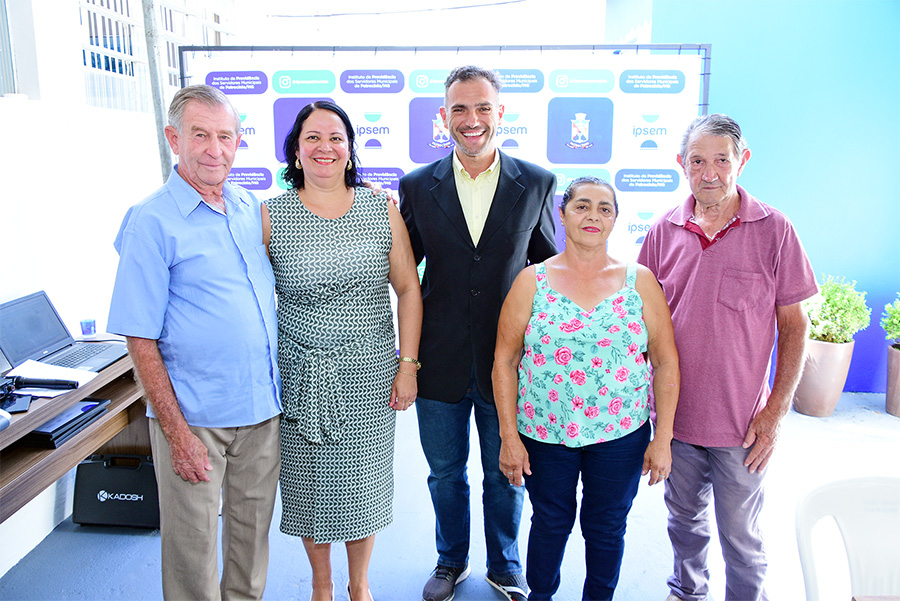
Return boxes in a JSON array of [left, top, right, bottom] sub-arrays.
[[452, 150, 501, 246]]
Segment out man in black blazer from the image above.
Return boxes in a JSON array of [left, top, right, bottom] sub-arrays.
[[399, 65, 557, 601]]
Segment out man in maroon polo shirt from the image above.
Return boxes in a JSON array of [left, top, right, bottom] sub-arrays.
[[638, 114, 817, 601]]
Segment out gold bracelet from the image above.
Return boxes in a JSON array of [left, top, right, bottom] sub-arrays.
[[398, 370, 418, 378], [398, 356, 422, 370]]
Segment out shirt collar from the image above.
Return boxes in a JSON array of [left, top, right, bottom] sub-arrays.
[[167, 165, 249, 218], [668, 184, 770, 227], [452, 148, 501, 180]]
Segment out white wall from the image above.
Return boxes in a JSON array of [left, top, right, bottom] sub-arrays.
[[0, 98, 163, 576], [0, 0, 165, 575], [1, 99, 163, 329], [0, 97, 163, 574], [235, 0, 621, 46]]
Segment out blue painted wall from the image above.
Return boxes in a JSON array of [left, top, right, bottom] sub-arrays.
[[651, 0, 900, 393]]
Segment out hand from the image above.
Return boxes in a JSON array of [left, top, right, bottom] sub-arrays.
[[499, 437, 531, 487], [742, 406, 783, 473], [169, 430, 212, 483], [389, 370, 417, 411], [642, 437, 672, 486], [362, 180, 399, 207]]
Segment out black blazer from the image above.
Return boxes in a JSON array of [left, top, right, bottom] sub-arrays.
[[399, 151, 558, 403]]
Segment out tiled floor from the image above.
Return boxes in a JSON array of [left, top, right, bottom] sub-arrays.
[[1, 393, 898, 601]]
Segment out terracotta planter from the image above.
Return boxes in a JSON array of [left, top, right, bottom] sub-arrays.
[[792, 339, 854, 417], [887, 345, 900, 418]]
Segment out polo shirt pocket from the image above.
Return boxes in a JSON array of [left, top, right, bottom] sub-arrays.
[[718, 269, 765, 311]]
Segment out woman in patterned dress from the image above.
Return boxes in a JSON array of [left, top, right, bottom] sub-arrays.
[[262, 101, 422, 601], [492, 176, 680, 601]]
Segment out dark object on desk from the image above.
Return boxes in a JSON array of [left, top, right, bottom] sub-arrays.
[[73, 454, 160, 529], [19, 398, 111, 448], [1, 393, 33, 413], [0, 377, 27, 412], [12, 376, 79, 390], [1, 375, 15, 398]]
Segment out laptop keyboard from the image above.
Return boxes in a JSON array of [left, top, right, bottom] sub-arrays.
[[48, 344, 113, 368]]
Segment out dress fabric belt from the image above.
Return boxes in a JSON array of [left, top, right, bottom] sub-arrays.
[[280, 335, 370, 444]]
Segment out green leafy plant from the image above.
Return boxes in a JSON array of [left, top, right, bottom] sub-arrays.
[[882, 294, 900, 348], [804, 275, 871, 344]]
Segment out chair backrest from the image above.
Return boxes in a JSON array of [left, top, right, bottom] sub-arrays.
[[795, 477, 900, 601]]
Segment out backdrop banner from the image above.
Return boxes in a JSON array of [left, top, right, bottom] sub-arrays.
[[180, 45, 709, 259]]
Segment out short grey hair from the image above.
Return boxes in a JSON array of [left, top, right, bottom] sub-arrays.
[[679, 113, 748, 159], [167, 85, 240, 133], [444, 65, 502, 99]]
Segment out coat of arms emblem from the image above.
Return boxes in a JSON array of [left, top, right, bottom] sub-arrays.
[[566, 112, 594, 149], [429, 113, 453, 149]]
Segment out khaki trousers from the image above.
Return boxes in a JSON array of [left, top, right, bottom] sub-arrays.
[[150, 415, 281, 601]]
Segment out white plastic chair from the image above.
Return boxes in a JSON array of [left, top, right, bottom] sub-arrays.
[[795, 477, 900, 601]]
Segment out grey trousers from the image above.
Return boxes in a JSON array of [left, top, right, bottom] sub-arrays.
[[664, 440, 769, 601], [150, 416, 281, 601]]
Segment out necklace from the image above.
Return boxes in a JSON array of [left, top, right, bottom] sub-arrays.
[[689, 212, 738, 240]]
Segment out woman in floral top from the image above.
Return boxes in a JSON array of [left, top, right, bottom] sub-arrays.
[[493, 177, 680, 601]]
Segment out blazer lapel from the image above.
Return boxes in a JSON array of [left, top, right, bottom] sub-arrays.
[[477, 152, 524, 250], [430, 154, 476, 249]]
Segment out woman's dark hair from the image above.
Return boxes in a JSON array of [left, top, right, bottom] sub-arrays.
[[281, 101, 362, 189], [560, 176, 618, 216]]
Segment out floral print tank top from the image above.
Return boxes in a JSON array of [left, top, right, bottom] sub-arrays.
[[517, 262, 651, 447]]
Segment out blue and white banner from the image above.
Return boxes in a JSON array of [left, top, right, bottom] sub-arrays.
[[181, 46, 708, 259]]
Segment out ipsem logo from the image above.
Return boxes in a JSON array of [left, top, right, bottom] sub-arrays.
[[356, 125, 390, 136], [239, 113, 256, 136], [633, 126, 666, 136], [97, 489, 144, 502], [498, 125, 527, 136], [357, 111, 389, 138]]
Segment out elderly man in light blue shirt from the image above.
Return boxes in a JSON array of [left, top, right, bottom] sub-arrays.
[[108, 85, 281, 601]]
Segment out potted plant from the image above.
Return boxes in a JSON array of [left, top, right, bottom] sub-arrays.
[[882, 294, 900, 417], [792, 275, 871, 417]]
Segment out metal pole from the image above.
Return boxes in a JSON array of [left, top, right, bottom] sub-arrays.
[[142, 0, 171, 181]]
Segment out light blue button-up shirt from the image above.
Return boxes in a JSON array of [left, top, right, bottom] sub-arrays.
[[108, 167, 281, 428]]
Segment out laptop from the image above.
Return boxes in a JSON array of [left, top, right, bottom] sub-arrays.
[[0, 291, 127, 373]]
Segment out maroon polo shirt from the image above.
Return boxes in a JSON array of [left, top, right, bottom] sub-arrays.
[[638, 185, 817, 447]]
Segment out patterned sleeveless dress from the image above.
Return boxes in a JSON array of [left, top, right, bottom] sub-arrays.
[[267, 186, 396, 543]]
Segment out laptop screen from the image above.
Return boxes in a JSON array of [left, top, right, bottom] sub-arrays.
[[0, 291, 73, 368]]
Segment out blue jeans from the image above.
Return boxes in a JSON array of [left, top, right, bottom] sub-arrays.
[[522, 422, 650, 601], [416, 376, 525, 576]]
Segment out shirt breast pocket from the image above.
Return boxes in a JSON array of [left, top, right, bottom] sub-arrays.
[[718, 269, 766, 311]]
